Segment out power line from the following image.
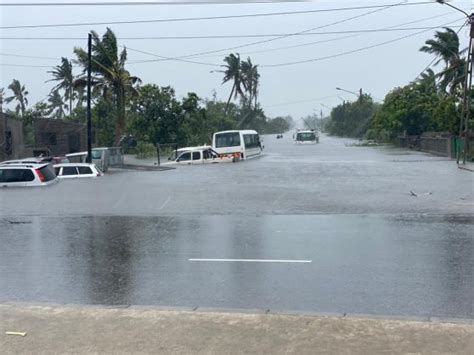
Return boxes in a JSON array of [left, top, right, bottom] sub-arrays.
[[0, 0, 433, 6], [0, 3, 436, 29], [125, 46, 219, 66], [260, 17, 465, 68], [0, 24, 466, 41], [0, 63, 54, 67], [126, 1, 412, 65], [0, 52, 60, 60]]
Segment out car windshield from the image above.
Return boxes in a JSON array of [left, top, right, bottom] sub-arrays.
[[1, 1, 473, 353], [296, 132, 316, 141]]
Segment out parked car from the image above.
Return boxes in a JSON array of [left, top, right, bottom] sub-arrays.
[[165, 146, 234, 165], [0, 163, 59, 187], [54, 163, 103, 179], [0, 157, 52, 165]]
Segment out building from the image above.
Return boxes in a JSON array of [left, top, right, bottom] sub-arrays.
[[33, 119, 87, 156], [0, 113, 24, 161]]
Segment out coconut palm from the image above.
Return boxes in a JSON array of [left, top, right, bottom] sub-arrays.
[[47, 57, 75, 113], [74, 28, 141, 144], [47, 90, 67, 119], [241, 57, 260, 109], [4, 79, 28, 117], [221, 53, 245, 114], [420, 27, 466, 95]]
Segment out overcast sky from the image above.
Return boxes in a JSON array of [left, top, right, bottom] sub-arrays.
[[0, 0, 471, 119]]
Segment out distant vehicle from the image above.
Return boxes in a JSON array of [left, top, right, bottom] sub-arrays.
[[276, 134, 284, 139], [0, 163, 59, 188], [66, 147, 123, 172], [165, 146, 234, 165], [212, 130, 263, 160], [54, 163, 103, 179], [294, 129, 319, 144]]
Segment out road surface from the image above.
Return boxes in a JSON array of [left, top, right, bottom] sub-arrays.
[[0, 134, 473, 319]]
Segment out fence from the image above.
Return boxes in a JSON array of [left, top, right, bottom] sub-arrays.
[[121, 141, 178, 167]]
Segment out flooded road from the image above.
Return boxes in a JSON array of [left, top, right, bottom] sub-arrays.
[[1, 135, 473, 319]]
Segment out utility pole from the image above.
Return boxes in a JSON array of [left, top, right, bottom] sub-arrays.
[[436, 0, 473, 164], [86, 33, 92, 164], [461, 14, 473, 164]]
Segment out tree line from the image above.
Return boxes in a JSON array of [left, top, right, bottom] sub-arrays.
[[1, 28, 293, 151], [323, 27, 472, 141]]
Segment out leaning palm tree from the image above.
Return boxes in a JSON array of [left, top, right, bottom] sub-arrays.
[[47, 57, 75, 113], [241, 57, 260, 109], [4, 79, 28, 117], [74, 28, 141, 144], [221, 53, 245, 114], [420, 27, 466, 95], [47, 90, 67, 119]]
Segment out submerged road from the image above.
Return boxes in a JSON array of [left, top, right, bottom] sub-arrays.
[[0, 135, 473, 319]]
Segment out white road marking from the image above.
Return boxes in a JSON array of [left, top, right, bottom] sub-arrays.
[[188, 258, 312, 263], [159, 196, 171, 210]]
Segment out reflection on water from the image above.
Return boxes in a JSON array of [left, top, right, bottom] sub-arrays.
[[0, 214, 472, 318]]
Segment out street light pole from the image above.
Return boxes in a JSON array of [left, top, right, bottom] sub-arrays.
[[336, 87, 362, 98]]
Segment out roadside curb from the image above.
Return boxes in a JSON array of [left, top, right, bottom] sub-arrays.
[[2, 302, 472, 325], [458, 165, 474, 172]]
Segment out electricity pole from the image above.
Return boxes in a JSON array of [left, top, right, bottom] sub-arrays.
[[436, 0, 473, 164], [86, 33, 92, 163]]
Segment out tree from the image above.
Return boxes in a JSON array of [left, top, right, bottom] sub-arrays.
[[420, 27, 466, 95], [74, 28, 142, 144], [221, 53, 245, 113], [4, 79, 28, 117], [129, 84, 186, 147], [47, 57, 75, 113], [47, 90, 67, 119], [241, 57, 260, 109]]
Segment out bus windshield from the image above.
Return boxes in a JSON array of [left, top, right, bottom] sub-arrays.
[[296, 132, 316, 141], [215, 132, 241, 148]]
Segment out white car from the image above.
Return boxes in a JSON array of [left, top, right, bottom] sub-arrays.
[[54, 163, 103, 179], [165, 147, 234, 165], [0, 163, 59, 187]]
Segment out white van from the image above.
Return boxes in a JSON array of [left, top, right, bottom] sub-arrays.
[[166, 146, 233, 165], [212, 130, 263, 160]]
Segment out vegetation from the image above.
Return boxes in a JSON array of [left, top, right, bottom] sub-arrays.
[[324, 27, 471, 141]]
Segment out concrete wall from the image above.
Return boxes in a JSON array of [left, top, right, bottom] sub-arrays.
[[0, 113, 24, 161], [33, 119, 87, 156], [398, 134, 453, 157]]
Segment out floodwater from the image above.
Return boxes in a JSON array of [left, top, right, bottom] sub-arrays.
[[0, 135, 473, 319]]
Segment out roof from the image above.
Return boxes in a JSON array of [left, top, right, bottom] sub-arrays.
[[54, 163, 96, 167], [177, 145, 211, 152], [213, 130, 259, 135], [0, 163, 48, 168]]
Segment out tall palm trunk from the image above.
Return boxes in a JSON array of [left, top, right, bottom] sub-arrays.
[[225, 83, 236, 114], [115, 86, 126, 145]]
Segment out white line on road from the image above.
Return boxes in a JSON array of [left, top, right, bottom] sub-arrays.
[[188, 258, 312, 263], [159, 196, 172, 210]]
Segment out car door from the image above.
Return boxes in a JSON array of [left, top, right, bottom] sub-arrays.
[[60, 166, 79, 179], [176, 152, 192, 165], [0, 168, 30, 187], [191, 151, 202, 165], [77, 166, 95, 178]]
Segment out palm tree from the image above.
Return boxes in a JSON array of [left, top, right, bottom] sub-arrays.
[[420, 27, 466, 95], [47, 57, 75, 113], [221, 53, 245, 114], [74, 28, 141, 144], [47, 90, 67, 119], [241, 57, 260, 109], [4, 79, 28, 117]]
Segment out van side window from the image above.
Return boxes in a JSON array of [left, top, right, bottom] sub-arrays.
[[78, 167, 93, 175], [178, 152, 191, 161], [192, 151, 201, 160]]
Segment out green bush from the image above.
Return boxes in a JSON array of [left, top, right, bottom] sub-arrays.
[[135, 142, 156, 159]]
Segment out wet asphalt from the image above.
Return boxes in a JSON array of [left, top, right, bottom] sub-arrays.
[[0, 134, 473, 319]]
